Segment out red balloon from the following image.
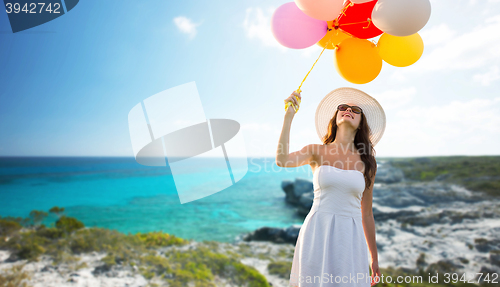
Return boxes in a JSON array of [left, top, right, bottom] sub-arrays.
[[337, 0, 383, 39]]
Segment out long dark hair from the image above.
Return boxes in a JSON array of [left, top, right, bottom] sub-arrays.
[[322, 108, 377, 190]]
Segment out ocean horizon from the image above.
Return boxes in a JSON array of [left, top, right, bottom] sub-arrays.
[[0, 156, 323, 243]]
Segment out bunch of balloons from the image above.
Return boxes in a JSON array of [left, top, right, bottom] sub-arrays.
[[271, 0, 431, 84]]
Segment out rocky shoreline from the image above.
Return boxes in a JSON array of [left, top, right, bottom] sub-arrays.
[[1, 160, 500, 286]]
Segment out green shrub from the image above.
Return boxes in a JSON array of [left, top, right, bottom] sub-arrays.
[[15, 233, 49, 261], [134, 231, 188, 248], [49, 206, 65, 217], [268, 260, 292, 278], [0, 208, 272, 287], [0, 219, 22, 236], [28, 210, 48, 227], [35, 226, 63, 239], [163, 245, 270, 287], [55, 216, 84, 234], [140, 254, 173, 276]]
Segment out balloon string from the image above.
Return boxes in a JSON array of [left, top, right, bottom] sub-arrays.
[[338, 19, 371, 29], [296, 42, 329, 94], [338, 2, 353, 18], [335, 2, 372, 29], [287, 40, 331, 113]]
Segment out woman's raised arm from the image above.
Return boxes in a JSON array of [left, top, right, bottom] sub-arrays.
[[275, 91, 314, 168]]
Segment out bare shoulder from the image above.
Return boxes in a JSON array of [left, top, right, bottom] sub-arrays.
[[304, 144, 323, 156]]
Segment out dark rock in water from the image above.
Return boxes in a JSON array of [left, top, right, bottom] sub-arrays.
[[298, 192, 314, 216], [281, 180, 295, 203], [282, 178, 313, 205], [285, 225, 301, 241], [242, 225, 301, 245]]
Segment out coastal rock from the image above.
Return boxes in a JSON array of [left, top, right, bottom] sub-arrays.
[[373, 182, 485, 210], [285, 225, 301, 242], [474, 238, 500, 253], [41, 264, 58, 272], [4, 252, 20, 263], [373, 208, 420, 223], [374, 165, 404, 183], [92, 263, 113, 276], [282, 178, 313, 205], [297, 192, 314, 216], [489, 251, 500, 267], [242, 225, 300, 245], [374, 187, 425, 207]]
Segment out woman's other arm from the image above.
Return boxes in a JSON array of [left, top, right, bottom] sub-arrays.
[[361, 170, 381, 286]]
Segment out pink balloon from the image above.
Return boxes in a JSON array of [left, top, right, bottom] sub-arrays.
[[271, 2, 328, 49]]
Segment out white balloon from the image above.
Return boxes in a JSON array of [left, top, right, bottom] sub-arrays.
[[350, 0, 375, 4], [372, 0, 431, 37]]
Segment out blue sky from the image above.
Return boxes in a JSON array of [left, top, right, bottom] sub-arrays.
[[1, 0, 500, 157]]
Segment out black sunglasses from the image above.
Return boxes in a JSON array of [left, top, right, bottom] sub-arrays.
[[338, 104, 363, 114]]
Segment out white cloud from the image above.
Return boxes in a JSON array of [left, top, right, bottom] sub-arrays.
[[473, 65, 500, 86], [243, 7, 286, 51], [418, 23, 457, 46], [173, 16, 201, 39], [402, 14, 500, 73], [371, 87, 417, 110], [378, 97, 500, 156], [469, 0, 500, 5], [301, 44, 324, 58], [390, 71, 407, 82]]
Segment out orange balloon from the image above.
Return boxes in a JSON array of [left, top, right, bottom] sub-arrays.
[[333, 38, 382, 84], [317, 21, 351, 49]]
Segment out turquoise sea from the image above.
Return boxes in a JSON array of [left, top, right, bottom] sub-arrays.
[[0, 157, 315, 243]]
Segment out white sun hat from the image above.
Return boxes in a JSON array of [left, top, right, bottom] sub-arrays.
[[315, 87, 386, 146]]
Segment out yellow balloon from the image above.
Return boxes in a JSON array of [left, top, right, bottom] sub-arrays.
[[377, 33, 424, 67], [317, 21, 351, 49], [334, 38, 382, 84]]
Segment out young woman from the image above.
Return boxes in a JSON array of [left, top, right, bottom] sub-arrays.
[[276, 87, 386, 286]]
